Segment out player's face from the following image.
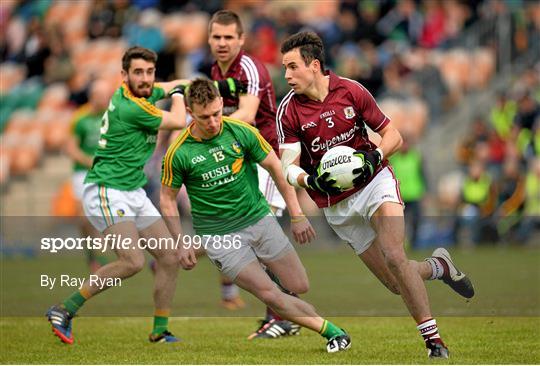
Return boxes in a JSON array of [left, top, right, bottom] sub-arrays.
[[122, 58, 156, 98], [208, 22, 244, 64], [188, 97, 224, 139], [282, 48, 316, 95]]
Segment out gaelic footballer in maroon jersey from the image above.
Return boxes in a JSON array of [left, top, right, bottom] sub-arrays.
[[210, 50, 279, 153], [277, 70, 390, 207], [277, 31, 475, 359]]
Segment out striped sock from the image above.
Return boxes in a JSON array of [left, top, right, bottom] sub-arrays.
[[319, 319, 345, 340], [152, 309, 170, 335], [425, 257, 449, 280], [417, 318, 440, 342], [62, 288, 91, 315]]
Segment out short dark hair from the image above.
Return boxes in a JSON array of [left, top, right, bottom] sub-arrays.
[[280, 31, 325, 71], [208, 10, 243, 36], [122, 46, 157, 71], [186, 78, 220, 109]]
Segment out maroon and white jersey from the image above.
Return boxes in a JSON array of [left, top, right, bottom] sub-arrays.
[[211, 50, 279, 153], [277, 71, 390, 208]]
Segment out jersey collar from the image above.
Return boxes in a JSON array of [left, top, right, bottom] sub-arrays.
[[295, 70, 336, 103], [215, 50, 245, 78], [187, 119, 225, 142]]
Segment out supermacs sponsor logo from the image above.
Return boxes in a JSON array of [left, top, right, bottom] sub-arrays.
[[311, 125, 360, 153]]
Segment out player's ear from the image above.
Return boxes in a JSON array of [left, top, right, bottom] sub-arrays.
[[239, 32, 245, 47], [121, 69, 128, 83]]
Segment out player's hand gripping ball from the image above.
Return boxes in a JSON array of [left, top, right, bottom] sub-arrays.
[[319, 145, 365, 191]]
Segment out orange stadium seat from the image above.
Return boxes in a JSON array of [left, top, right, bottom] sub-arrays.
[[51, 179, 78, 217]]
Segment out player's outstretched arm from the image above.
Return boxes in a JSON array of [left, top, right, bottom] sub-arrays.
[[159, 94, 187, 131], [259, 151, 316, 244], [160, 184, 197, 270], [157, 79, 191, 95], [228, 93, 260, 125]]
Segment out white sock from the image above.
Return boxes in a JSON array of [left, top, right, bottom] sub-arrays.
[[417, 318, 440, 341], [425, 257, 445, 280]]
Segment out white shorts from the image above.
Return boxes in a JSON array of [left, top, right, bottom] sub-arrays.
[[323, 167, 403, 255], [82, 183, 161, 232], [257, 164, 286, 216], [205, 215, 294, 280], [72, 171, 87, 200]]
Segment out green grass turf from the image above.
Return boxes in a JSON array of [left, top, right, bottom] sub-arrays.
[[1, 246, 539, 363], [1, 317, 538, 364]]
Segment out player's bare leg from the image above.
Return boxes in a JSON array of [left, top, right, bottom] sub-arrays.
[[262, 249, 309, 295], [141, 219, 181, 342], [368, 201, 448, 357], [84, 221, 146, 295], [234, 261, 350, 352]]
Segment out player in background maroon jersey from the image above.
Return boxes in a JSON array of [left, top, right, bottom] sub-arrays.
[[208, 10, 307, 338], [277, 31, 475, 359]]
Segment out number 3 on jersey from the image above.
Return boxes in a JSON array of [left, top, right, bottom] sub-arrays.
[[98, 112, 109, 148], [325, 116, 334, 128], [212, 151, 225, 162]]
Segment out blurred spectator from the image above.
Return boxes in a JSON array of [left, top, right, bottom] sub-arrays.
[[458, 159, 497, 245], [493, 157, 526, 241], [21, 17, 50, 78], [516, 157, 540, 245], [356, 1, 385, 45], [490, 92, 517, 140], [110, 0, 138, 38], [456, 116, 490, 167], [419, 0, 447, 48], [514, 91, 539, 131], [124, 9, 165, 53], [376, 0, 423, 45], [388, 133, 428, 248], [44, 25, 74, 85], [88, 0, 115, 39]]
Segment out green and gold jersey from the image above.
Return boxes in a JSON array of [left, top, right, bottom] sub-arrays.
[[70, 104, 102, 172], [85, 83, 165, 190], [162, 117, 272, 235]]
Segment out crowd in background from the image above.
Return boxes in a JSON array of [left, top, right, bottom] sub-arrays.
[[1, 0, 539, 248], [454, 64, 539, 246]]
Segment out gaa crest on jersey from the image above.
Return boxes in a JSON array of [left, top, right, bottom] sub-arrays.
[[117, 209, 125, 217], [232, 141, 242, 154], [344, 106, 355, 119]]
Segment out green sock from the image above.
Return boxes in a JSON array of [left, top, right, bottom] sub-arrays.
[[62, 291, 87, 315], [152, 316, 168, 335], [319, 319, 345, 340]]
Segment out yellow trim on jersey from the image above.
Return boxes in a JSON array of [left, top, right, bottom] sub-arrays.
[[162, 129, 190, 187], [70, 104, 92, 133], [121, 83, 162, 118], [224, 117, 272, 154]]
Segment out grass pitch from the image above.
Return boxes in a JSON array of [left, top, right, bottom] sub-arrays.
[[1, 246, 539, 363]]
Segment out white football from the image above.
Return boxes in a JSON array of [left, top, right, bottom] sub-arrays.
[[319, 145, 364, 191]]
